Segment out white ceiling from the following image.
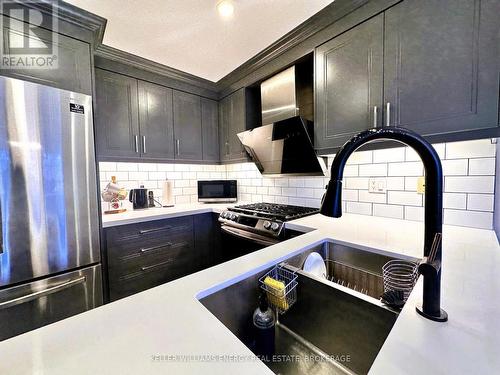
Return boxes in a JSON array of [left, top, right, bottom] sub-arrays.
[[66, 0, 333, 82]]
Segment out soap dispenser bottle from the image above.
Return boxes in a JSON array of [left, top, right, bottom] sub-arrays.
[[253, 292, 275, 361]]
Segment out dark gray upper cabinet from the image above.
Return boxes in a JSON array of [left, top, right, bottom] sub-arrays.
[[95, 69, 140, 159], [138, 81, 175, 159], [201, 98, 219, 162], [315, 14, 384, 152], [219, 88, 249, 162], [0, 15, 92, 95], [173, 90, 203, 160], [384, 0, 499, 136], [315, 0, 500, 152]]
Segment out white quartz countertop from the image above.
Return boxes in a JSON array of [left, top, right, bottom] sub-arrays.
[[101, 203, 230, 227], [1, 208, 499, 375]]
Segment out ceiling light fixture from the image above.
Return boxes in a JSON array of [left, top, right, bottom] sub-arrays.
[[217, 0, 234, 18]]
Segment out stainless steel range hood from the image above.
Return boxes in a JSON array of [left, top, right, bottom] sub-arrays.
[[237, 65, 326, 177]]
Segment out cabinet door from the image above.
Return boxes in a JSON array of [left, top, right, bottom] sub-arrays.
[[138, 81, 175, 159], [95, 69, 140, 159], [0, 15, 92, 94], [228, 88, 248, 160], [315, 14, 384, 152], [201, 98, 220, 161], [384, 0, 500, 135], [219, 95, 231, 161], [173, 90, 203, 160]]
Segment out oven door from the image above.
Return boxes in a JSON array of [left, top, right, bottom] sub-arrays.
[[219, 224, 279, 262]]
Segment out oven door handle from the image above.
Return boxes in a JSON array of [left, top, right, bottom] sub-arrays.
[[221, 225, 279, 247]]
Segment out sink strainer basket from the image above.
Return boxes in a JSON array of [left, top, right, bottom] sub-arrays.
[[259, 265, 297, 314], [382, 260, 418, 302]]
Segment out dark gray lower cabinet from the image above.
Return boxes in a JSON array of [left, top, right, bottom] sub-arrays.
[[104, 214, 219, 302], [315, 14, 384, 152], [383, 0, 500, 137], [173, 90, 203, 160]]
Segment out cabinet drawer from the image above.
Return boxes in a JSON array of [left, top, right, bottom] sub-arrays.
[[108, 241, 195, 301], [106, 216, 193, 244], [108, 232, 193, 275]]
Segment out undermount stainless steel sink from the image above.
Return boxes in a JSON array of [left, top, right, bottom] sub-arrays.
[[199, 240, 420, 375]]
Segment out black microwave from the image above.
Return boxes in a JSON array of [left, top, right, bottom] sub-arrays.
[[197, 180, 237, 203]]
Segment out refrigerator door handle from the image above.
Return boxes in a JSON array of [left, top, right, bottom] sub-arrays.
[[0, 276, 86, 310]]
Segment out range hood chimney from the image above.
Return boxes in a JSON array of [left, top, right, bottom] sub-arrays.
[[237, 63, 326, 177]]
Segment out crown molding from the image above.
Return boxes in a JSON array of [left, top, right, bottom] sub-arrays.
[[5, 0, 107, 47], [95, 44, 219, 94]]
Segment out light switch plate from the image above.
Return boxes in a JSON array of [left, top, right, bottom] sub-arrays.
[[417, 176, 425, 194], [368, 178, 386, 193]]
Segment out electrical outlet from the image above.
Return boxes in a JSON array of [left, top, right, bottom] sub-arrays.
[[368, 178, 386, 193], [417, 176, 425, 194]]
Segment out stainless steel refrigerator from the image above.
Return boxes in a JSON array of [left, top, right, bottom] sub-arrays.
[[0, 76, 102, 341]]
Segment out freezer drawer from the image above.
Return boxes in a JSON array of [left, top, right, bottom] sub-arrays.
[[0, 264, 102, 341]]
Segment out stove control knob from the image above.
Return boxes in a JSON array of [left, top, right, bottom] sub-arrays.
[[230, 213, 237, 220], [221, 212, 228, 219], [271, 223, 280, 232], [263, 220, 271, 230]]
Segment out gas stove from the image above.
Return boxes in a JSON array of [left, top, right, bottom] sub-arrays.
[[219, 203, 319, 240]]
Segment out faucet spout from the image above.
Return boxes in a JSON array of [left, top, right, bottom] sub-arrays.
[[320, 127, 448, 322]]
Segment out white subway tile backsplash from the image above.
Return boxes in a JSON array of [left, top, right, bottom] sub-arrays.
[[443, 193, 467, 209], [304, 178, 325, 189], [445, 176, 495, 194], [346, 150, 372, 165], [296, 188, 315, 198], [405, 206, 424, 222], [289, 179, 305, 188], [388, 162, 423, 176], [345, 177, 369, 190], [282, 187, 297, 197], [359, 163, 387, 177], [346, 202, 372, 215], [138, 163, 157, 171], [342, 189, 358, 201], [468, 158, 496, 176], [358, 190, 387, 204], [446, 139, 495, 159], [388, 191, 423, 206], [373, 148, 405, 163], [442, 159, 468, 176], [467, 194, 494, 212], [117, 162, 137, 172], [98, 137, 497, 230], [373, 204, 404, 219], [444, 209, 493, 229]]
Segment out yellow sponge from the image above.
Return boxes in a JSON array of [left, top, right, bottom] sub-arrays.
[[264, 276, 288, 310]]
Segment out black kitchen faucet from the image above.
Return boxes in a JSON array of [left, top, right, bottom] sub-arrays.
[[320, 126, 448, 322]]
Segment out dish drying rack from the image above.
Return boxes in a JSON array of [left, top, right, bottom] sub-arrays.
[[324, 260, 384, 299], [259, 265, 297, 314]]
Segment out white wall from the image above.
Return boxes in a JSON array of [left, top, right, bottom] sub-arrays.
[[99, 138, 497, 230]]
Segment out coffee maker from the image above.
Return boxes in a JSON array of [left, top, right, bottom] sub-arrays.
[[129, 186, 149, 210]]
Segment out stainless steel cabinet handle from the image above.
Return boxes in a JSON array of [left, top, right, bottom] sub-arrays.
[[0, 276, 86, 310], [142, 135, 146, 154], [386, 102, 391, 127], [176, 139, 180, 156], [139, 226, 172, 235], [134, 135, 139, 153], [141, 259, 173, 272], [225, 141, 229, 156], [373, 106, 378, 127], [140, 242, 172, 253]]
